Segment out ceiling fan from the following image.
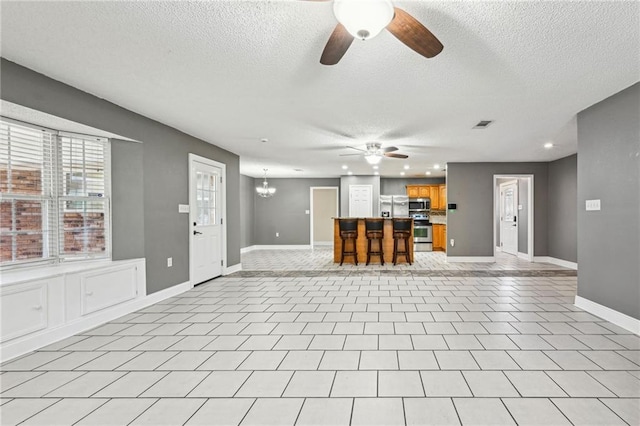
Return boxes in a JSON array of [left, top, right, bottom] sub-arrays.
[[302, 0, 443, 65], [341, 142, 408, 165]]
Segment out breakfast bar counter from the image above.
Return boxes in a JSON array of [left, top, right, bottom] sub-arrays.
[[333, 218, 413, 264]]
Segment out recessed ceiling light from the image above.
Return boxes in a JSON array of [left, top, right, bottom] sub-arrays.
[[425, 171, 431, 175], [544, 142, 554, 149], [433, 164, 440, 169], [403, 165, 410, 170], [260, 138, 269, 143], [342, 165, 348, 170], [400, 172, 405, 176], [294, 169, 303, 172], [374, 171, 379, 175], [373, 165, 379, 170], [347, 171, 353, 175]]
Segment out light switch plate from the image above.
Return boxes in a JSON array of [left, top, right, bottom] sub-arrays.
[[178, 204, 190, 213], [585, 199, 601, 211], [518, 205, 523, 210], [305, 210, 310, 214]]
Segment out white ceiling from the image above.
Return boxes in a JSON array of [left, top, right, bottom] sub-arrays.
[[1, 1, 638, 178]]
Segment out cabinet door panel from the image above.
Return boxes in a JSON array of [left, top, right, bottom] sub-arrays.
[[1, 282, 48, 342]]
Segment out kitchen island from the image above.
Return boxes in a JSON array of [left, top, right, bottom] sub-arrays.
[[333, 218, 413, 264]]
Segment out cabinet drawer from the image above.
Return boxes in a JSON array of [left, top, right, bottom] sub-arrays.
[[1, 283, 48, 342], [81, 265, 138, 316]]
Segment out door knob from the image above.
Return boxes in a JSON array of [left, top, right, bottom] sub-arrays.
[[194, 230, 203, 235]]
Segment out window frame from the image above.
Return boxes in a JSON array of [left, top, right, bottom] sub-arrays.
[[0, 117, 112, 269]]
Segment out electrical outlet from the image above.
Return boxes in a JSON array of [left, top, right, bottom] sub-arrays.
[[167, 257, 172, 267], [450, 239, 455, 247], [586, 199, 601, 211], [276, 232, 279, 237]]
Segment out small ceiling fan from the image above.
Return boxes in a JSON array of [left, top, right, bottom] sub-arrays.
[[341, 142, 408, 165], [302, 0, 443, 65]]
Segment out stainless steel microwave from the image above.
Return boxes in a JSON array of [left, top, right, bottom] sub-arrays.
[[409, 199, 430, 210]]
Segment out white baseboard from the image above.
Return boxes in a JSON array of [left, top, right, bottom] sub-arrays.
[[575, 296, 640, 335], [517, 252, 531, 260], [534, 256, 578, 270], [446, 256, 495, 263], [240, 245, 257, 254], [245, 245, 312, 251], [224, 263, 242, 275], [312, 241, 333, 246], [1, 281, 192, 362], [496, 246, 502, 252]]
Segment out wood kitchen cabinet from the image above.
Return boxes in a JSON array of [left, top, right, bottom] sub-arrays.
[[406, 185, 420, 198], [439, 184, 447, 210], [433, 224, 447, 252], [418, 186, 430, 198], [429, 186, 439, 209]]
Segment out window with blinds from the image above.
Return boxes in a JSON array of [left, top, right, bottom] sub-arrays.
[[0, 119, 110, 267]]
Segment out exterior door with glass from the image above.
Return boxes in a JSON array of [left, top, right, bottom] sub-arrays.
[[190, 158, 223, 284], [500, 181, 518, 255]]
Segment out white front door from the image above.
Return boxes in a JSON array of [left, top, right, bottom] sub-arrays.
[[190, 159, 223, 284], [349, 185, 373, 217], [500, 181, 518, 255]]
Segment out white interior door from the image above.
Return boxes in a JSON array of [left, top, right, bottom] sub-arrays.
[[190, 159, 222, 284], [349, 185, 373, 217], [500, 181, 518, 255]]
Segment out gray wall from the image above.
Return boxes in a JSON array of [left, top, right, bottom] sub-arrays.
[[111, 139, 145, 260], [518, 178, 529, 253], [446, 162, 549, 257], [253, 178, 340, 245], [577, 83, 639, 319], [380, 177, 446, 195], [548, 154, 577, 263], [0, 59, 241, 295], [340, 175, 380, 216], [240, 174, 255, 248]]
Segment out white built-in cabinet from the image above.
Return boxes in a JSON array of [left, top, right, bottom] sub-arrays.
[[1, 259, 145, 362]]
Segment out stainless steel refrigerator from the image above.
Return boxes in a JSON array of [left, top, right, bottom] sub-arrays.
[[380, 195, 410, 217], [393, 195, 409, 217]]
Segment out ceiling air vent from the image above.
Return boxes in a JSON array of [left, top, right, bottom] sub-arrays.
[[473, 120, 493, 129]]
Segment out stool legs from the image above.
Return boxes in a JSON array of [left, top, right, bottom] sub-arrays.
[[393, 235, 411, 265], [340, 237, 357, 266], [366, 237, 384, 266]]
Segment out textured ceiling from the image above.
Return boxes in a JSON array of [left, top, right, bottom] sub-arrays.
[[1, 1, 638, 178]]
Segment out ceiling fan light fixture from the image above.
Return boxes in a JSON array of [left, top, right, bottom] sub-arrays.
[[333, 0, 394, 40], [365, 153, 383, 165]]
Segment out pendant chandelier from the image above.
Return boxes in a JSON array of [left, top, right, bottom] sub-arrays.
[[256, 169, 276, 198]]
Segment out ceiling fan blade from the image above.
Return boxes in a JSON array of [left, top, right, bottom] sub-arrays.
[[320, 23, 354, 65], [382, 146, 399, 153], [346, 145, 367, 152], [385, 153, 409, 159], [386, 8, 443, 59]]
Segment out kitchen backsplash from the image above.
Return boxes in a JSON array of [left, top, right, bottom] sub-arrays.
[[430, 210, 446, 224]]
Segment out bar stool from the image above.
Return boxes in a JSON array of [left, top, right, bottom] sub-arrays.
[[392, 218, 413, 265], [365, 218, 385, 266], [339, 218, 359, 266]]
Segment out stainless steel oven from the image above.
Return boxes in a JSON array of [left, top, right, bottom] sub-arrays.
[[413, 219, 432, 252]]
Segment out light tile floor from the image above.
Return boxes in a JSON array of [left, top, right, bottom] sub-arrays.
[[1, 250, 638, 425]]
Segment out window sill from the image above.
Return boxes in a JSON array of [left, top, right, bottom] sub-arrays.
[[0, 258, 140, 287]]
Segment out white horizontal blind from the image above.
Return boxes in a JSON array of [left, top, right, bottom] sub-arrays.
[[0, 119, 111, 267], [0, 120, 56, 265], [58, 134, 109, 259]]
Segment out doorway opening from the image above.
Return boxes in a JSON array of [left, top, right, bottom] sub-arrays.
[[493, 175, 534, 261], [310, 187, 339, 247], [189, 154, 227, 286]]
